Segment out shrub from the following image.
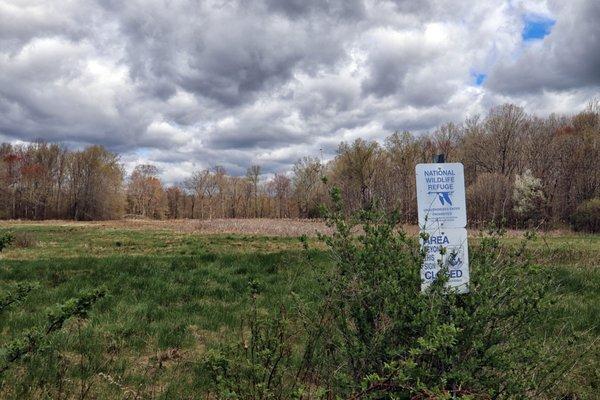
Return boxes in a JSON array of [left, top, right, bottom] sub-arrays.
[[0, 287, 107, 375], [199, 309, 300, 398], [200, 188, 576, 399], [513, 169, 546, 227], [0, 232, 14, 253], [197, 279, 323, 399], [315, 190, 557, 398], [0, 233, 107, 384], [0, 282, 38, 313], [570, 198, 600, 233]]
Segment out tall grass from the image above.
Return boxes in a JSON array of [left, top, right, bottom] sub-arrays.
[[0, 225, 597, 398]]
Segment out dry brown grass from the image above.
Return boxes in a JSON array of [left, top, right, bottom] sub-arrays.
[[193, 218, 334, 236], [0, 218, 576, 238], [0, 218, 332, 236]]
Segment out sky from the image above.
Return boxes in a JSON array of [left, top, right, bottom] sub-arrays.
[[0, 0, 599, 183]]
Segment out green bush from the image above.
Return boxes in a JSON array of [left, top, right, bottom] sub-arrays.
[[314, 191, 557, 398], [0, 287, 106, 375], [0, 232, 14, 253], [200, 188, 577, 399], [198, 305, 300, 399], [571, 198, 600, 233]]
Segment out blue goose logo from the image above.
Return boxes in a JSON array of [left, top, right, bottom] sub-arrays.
[[428, 191, 453, 206], [447, 250, 462, 267]]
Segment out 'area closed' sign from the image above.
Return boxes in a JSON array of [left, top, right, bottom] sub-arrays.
[[420, 228, 469, 293], [416, 162, 469, 293], [415, 163, 466, 229]]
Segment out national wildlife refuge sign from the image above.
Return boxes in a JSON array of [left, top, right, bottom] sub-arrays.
[[416, 162, 470, 293]]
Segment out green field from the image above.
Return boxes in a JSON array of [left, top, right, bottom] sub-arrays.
[[0, 223, 599, 399]]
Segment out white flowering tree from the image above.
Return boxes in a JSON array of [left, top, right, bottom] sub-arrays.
[[513, 169, 546, 226]]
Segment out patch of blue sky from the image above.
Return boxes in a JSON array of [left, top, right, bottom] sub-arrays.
[[469, 70, 487, 86], [474, 73, 486, 86], [134, 148, 152, 157], [522, 14, 556, 41]]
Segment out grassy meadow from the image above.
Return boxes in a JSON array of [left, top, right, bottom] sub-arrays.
[[0, 221, 598, 399]]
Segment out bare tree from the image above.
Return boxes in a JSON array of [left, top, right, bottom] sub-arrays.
[[333, 139, 380, 211], [246, 165, 261, 218], [165, 185, 184, 218], [68, 146, 124, 220], [127, 164, 166, 219], [385, 131, 421, 221], [270, 173, 292, 218], [292, 157, 324, 218], [463, 104, 527, 177]]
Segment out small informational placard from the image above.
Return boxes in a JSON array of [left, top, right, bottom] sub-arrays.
[[420, 228, 469, 293], [415, 163, 466, 229]]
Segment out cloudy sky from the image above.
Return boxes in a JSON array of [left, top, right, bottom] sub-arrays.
[[1, 0, 599, 182]]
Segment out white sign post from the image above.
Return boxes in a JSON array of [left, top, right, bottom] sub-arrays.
[[416, 163, 466, 230], [420, 228, 469, 293], [416, 162, 469, 293]]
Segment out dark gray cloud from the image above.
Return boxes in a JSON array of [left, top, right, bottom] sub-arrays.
[[264, 0, 366, 19], [207, 125, 307, 150], [103, 0, 352, 106], [0, 0, 598, 183]]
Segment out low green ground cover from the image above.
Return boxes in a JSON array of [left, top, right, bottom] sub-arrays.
[[0, 224, 598, 398]]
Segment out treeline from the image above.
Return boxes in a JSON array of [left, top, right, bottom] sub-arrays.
[[0, 144, 123, 221], [1, 103, 599, 227]]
